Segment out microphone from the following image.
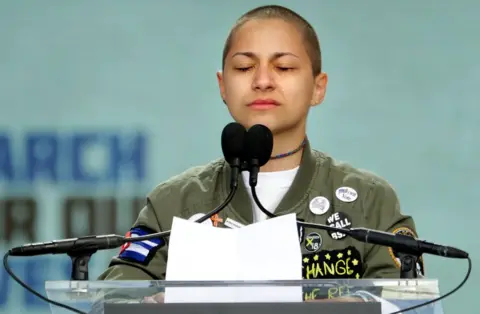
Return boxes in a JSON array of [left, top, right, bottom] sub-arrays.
[[8, 234, 126, 257], [300, 221, 468, 259], [194, 122, 246, 224], [244, 124, 276, 218], [8, 122, 247, 257], [244, 124, 273, 187], [221, 122, 247, 190]]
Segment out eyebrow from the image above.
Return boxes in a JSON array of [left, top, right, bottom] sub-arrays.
[[231, 52, 300, 60]]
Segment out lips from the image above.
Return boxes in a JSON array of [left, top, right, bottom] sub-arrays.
[[248, 99, 279, 109]]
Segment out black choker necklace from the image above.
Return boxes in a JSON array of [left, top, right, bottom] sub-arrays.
[[270, 138, 307, 160]]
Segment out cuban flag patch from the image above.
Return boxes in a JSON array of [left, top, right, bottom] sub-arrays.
[[118, 226, 165, 265]]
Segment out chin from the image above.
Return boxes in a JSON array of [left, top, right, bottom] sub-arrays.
[[233, 113, 294, 134], [244, 120, 281, 133]]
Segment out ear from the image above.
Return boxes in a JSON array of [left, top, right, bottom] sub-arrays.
[[216, 71, 227, 104], [310, 72, 328, 107]]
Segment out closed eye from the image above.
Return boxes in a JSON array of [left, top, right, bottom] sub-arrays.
[[277, 67, 295, 72], [235, 67, 253, 72]]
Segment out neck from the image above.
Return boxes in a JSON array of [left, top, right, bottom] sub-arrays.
[[260, 130, 306, 172]]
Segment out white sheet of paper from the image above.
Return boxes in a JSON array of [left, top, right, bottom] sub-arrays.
[[164, 213, 303, 303]]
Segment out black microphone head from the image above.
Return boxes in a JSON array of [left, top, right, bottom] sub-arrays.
[[245, 124, 273, 168], [221, 122, 246, 166]]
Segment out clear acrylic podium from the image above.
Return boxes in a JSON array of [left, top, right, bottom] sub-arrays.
[[45, 279, 444, 314]]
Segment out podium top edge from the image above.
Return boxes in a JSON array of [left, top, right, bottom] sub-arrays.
[[45, 278, 439, 289]]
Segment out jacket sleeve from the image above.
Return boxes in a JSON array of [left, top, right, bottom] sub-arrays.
[[97, 199, 169, 281], [361, 179, 425, 279]]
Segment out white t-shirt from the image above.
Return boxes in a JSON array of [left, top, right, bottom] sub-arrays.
[[241, 166, 299, 222]]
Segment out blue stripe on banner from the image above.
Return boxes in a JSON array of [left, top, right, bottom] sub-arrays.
[[150, 237, 163, 245], [120, 249, 148, 263]]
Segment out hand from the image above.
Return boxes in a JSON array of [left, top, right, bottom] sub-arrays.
[[142, 292, 165, 303]]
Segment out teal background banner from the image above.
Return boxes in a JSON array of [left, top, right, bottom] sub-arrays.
[[0, 1, 478, 313]]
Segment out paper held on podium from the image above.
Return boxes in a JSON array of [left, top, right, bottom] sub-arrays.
[[164, 213, 303, 303]]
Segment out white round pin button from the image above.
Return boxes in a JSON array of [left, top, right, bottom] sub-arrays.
[[335, 187, 358, 202], [188, 213, 213, 226], [309, 196, 330, 215]]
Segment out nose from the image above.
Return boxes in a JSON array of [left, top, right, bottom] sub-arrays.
[[251, 65, 275, 91]]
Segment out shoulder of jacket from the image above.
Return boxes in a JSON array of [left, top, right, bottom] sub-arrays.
[[147, 158, 225, 204], [313, 149, 396, 194]]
